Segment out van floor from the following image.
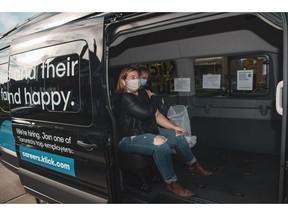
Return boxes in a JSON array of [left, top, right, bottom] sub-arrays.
[[121, 146, 280, 203]]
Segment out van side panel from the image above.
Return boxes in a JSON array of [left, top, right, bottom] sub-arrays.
[[8, 17, 110, 203], [19, 168, 107, 203], [0, 47, 19, 173]]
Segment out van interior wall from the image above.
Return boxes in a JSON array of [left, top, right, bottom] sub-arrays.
[[109, 15, 282, 157], [106, 14, 283, 203]]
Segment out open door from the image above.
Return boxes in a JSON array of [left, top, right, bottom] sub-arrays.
[[276, 13, 288, 203], [8, 15, 112, 203]]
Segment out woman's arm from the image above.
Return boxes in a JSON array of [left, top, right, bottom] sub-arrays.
[[118, 93, 158, 120], [155, 109, 185, 134], [146, 90, 185, 134]]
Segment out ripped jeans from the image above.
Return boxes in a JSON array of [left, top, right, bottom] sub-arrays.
[[118, 127, 197, 184]]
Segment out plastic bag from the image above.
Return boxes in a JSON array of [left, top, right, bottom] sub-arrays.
[[167, 105, 197, 148]]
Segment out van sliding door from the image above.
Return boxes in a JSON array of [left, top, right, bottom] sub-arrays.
[[8, 17, 111, 203]]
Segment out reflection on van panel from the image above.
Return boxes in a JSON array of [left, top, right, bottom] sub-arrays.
[[0, 12, 287, 204]]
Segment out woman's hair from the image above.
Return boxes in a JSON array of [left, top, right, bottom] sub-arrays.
[[115, 67, 140, 92], [138, 67, 150, 79]]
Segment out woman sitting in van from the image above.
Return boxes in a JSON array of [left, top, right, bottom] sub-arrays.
[[114, 66, 212, 198], [138, 66, 152, 91]]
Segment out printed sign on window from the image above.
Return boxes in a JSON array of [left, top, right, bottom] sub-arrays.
[[202, 74, 221, 89], [174, 78, 190, 92], [237, 70, 253, 90]]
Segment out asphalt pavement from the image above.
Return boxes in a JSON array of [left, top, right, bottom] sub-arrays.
[[0, 161, 36, 204]]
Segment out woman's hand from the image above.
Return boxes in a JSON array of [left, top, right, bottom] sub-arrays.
[[146, 90, 155, 98], [155, 110, 185, 135], [173, 125, 185, 135]]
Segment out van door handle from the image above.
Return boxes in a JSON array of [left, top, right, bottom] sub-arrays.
[[76, 140, 97, 151], [276, 80, 283, 115]]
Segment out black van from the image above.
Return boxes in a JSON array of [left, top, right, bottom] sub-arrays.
[[0, 12, 287, 203]]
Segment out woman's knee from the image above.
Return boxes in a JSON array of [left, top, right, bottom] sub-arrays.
[[154, 137, 171, 153], [153, 135, 167, 145]]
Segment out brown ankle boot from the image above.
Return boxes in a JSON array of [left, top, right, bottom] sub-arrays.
[[187, 162, 213, 176], [166, 181, 195, 197]]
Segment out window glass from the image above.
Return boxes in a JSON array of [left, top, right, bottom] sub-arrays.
[[137, 61, 177, 96], [43, 54, 81, 113], [0, 63, 10, 112], [194, 55, 269, 97], [8, 40, 93, 126]]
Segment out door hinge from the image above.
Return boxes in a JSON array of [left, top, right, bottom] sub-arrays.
[[107, 137, 111, 147], [281, 161, 288, 170]]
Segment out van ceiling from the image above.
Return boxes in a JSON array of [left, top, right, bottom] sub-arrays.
[[109, 13, 282, 59]]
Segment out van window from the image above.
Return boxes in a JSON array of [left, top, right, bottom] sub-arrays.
[[8, 40, 93, 126], [0, 63, 10, 112], [194, 55, 270, 97], [138, 61, 177, 96]]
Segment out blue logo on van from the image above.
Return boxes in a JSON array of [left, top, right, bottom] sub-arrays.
[[0, 120, 16, 152], [20, 146, 75, 177]]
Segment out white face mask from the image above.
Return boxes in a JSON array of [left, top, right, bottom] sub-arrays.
[[140, 78, 148, 86], [126, 79, 141, 91]]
